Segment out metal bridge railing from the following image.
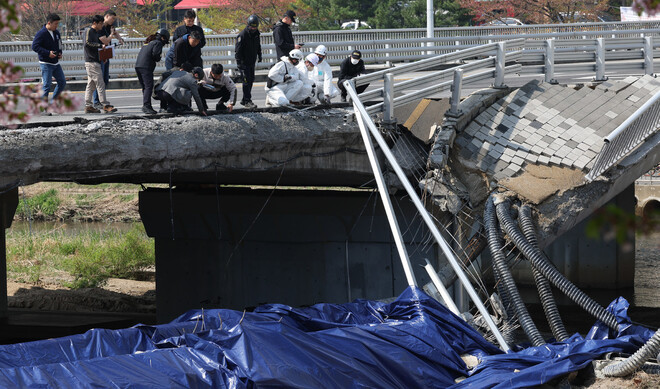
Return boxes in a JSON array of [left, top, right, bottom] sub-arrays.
[[353, 40, 524, 119], [344, 78, 510, 352], [3, 22, 660, 79], [585, 90, 660, 182]]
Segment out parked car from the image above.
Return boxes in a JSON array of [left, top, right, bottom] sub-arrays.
[[341, 20, 371, 30], [485, 18, 524, 26]]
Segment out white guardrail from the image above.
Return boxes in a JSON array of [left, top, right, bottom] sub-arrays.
[[2, 21, 660, 79]]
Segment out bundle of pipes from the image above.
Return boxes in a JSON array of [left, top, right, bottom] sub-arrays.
[[485, 192, 660, 376]]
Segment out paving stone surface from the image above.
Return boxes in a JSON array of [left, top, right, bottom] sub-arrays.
[[452, 75, 660, 181]]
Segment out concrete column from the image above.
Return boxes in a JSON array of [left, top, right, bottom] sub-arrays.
[[139, 187, 436, 323], [0, 188, 18, 321]]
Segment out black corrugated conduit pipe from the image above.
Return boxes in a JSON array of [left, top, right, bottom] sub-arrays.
[[485, 196, 545, 347], [603, 329, 660, 377], [495, 198, 620, 332], [518, 204, 570, 342]]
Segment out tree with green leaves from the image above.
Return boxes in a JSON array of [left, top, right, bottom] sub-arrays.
[[369, 0, 473, 29]]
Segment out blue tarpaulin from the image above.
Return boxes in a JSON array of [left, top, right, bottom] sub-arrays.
[[0, 288, 652, 388]]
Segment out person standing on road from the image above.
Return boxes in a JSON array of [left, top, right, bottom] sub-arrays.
[[135, 29, 170, 114], [84, 15, 116, 114], [32, 13, 66, 103], [272, 10, 301, 61], [166, 31, 203, 70], [92, 10, 124, 109], [173, 10, 206, 51], [337, 50, 368, 102], [198, 63, 236, 112], [235, 14, 262, 108]]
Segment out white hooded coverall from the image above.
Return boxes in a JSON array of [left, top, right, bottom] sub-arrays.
[[310, 60, 339, 103], [265, 57, 310, 106]]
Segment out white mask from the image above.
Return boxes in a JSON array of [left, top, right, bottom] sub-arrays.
[[351, 58, 360, 65]]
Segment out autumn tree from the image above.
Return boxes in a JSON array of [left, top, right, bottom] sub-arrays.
[[197, 0, 297, 33], [459, 0, 609, 24], [113, 0, 176, 38]]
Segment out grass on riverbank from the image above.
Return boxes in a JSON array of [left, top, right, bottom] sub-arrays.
[[7, 223, 154, 289]]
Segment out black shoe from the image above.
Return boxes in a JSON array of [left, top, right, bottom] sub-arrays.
[[159, 108, 168, 113], [341, 95, 347, 103], [142, 105, 157, 115], [215, 102, 227, 111], [240, 100, 256, 109]]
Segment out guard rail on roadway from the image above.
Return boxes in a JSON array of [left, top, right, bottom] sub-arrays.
[[3, 21, 660, 79]]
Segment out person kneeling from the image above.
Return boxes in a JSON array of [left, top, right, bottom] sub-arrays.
[[265, 50, 307, 107], [198, 63, 236, 112], [155, 66, 207, 115]]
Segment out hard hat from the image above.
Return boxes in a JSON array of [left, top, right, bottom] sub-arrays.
[[289, 49, 304, 61], [247, 14, 259, 27], [314, 45, 327, 56], [157, 28, 170, 42], [305, 53, 319, 66]]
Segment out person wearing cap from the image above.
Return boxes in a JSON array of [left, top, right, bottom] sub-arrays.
[[155, 66, 207, 115], [338, 50, 368, 102], [310, 45, 339, 104], [235, 14, 262, 108], [294, 51, 317, 103], [198, 63, 237, 112], [173, 10, 206, 50], [272, 10, 302, 61], [265, 49, 307, 107], [135, 29, 170, 114]]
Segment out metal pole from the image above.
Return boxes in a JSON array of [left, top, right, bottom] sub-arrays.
[[385, 43, 392, 67], [427, 0, 434, 55], [351, 86, 417, 287], [345, 80, 510, 352], [449, 68, 463, 116], [424, 258, 460, 316], [644, 37, 654, 76], [595, 37, 607, 81], [383, 73, 396, 127], [494, 42, 506, 88], [545, 39, 558, 84]]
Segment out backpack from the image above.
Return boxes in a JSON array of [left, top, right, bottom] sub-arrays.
[[267, 62, 288, 88]]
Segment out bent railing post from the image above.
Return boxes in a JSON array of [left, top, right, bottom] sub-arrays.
[[345, 79, 511, 352], [493, 42, 506, 88], [449, 68, 464, 116], [348, 82, 418, 288], [645, 37, 654, 76], [545, 39, 558, 84], [586, 90, 660, 181], [595, 37, 608, 81]]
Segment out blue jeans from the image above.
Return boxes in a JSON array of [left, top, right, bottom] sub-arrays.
[[39, 63, 66, 101], [92, 60, 110, 105]]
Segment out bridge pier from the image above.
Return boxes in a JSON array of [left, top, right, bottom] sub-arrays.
[[139, 187, 436, 323], [0, 188, 18, 321]]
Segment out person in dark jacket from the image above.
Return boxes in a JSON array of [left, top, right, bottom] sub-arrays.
[[235, 14, 262, 108], [173, 10, 206, 49], [32, 13, 66, 103], [83, 15, 116, 114], [337, 50, 369, 102], [165, 31, 202, 70], [93, 10, 124, 109], [272, 10, 301, 60], [155, 66, 207, 115], [135, 29, 170, 114]]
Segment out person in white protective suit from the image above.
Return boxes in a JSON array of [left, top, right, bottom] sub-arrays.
[[265, 50, 309, 107], [311, 45, 339, 104], [295, 52, 319, 104]]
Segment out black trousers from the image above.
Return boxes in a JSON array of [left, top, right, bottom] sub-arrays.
[[337, 78, 369, 98], [198, 86, 230, 110], [155, 90, 189, 112], [135, 67, 155, 107], [241, 66, 256, 102]]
